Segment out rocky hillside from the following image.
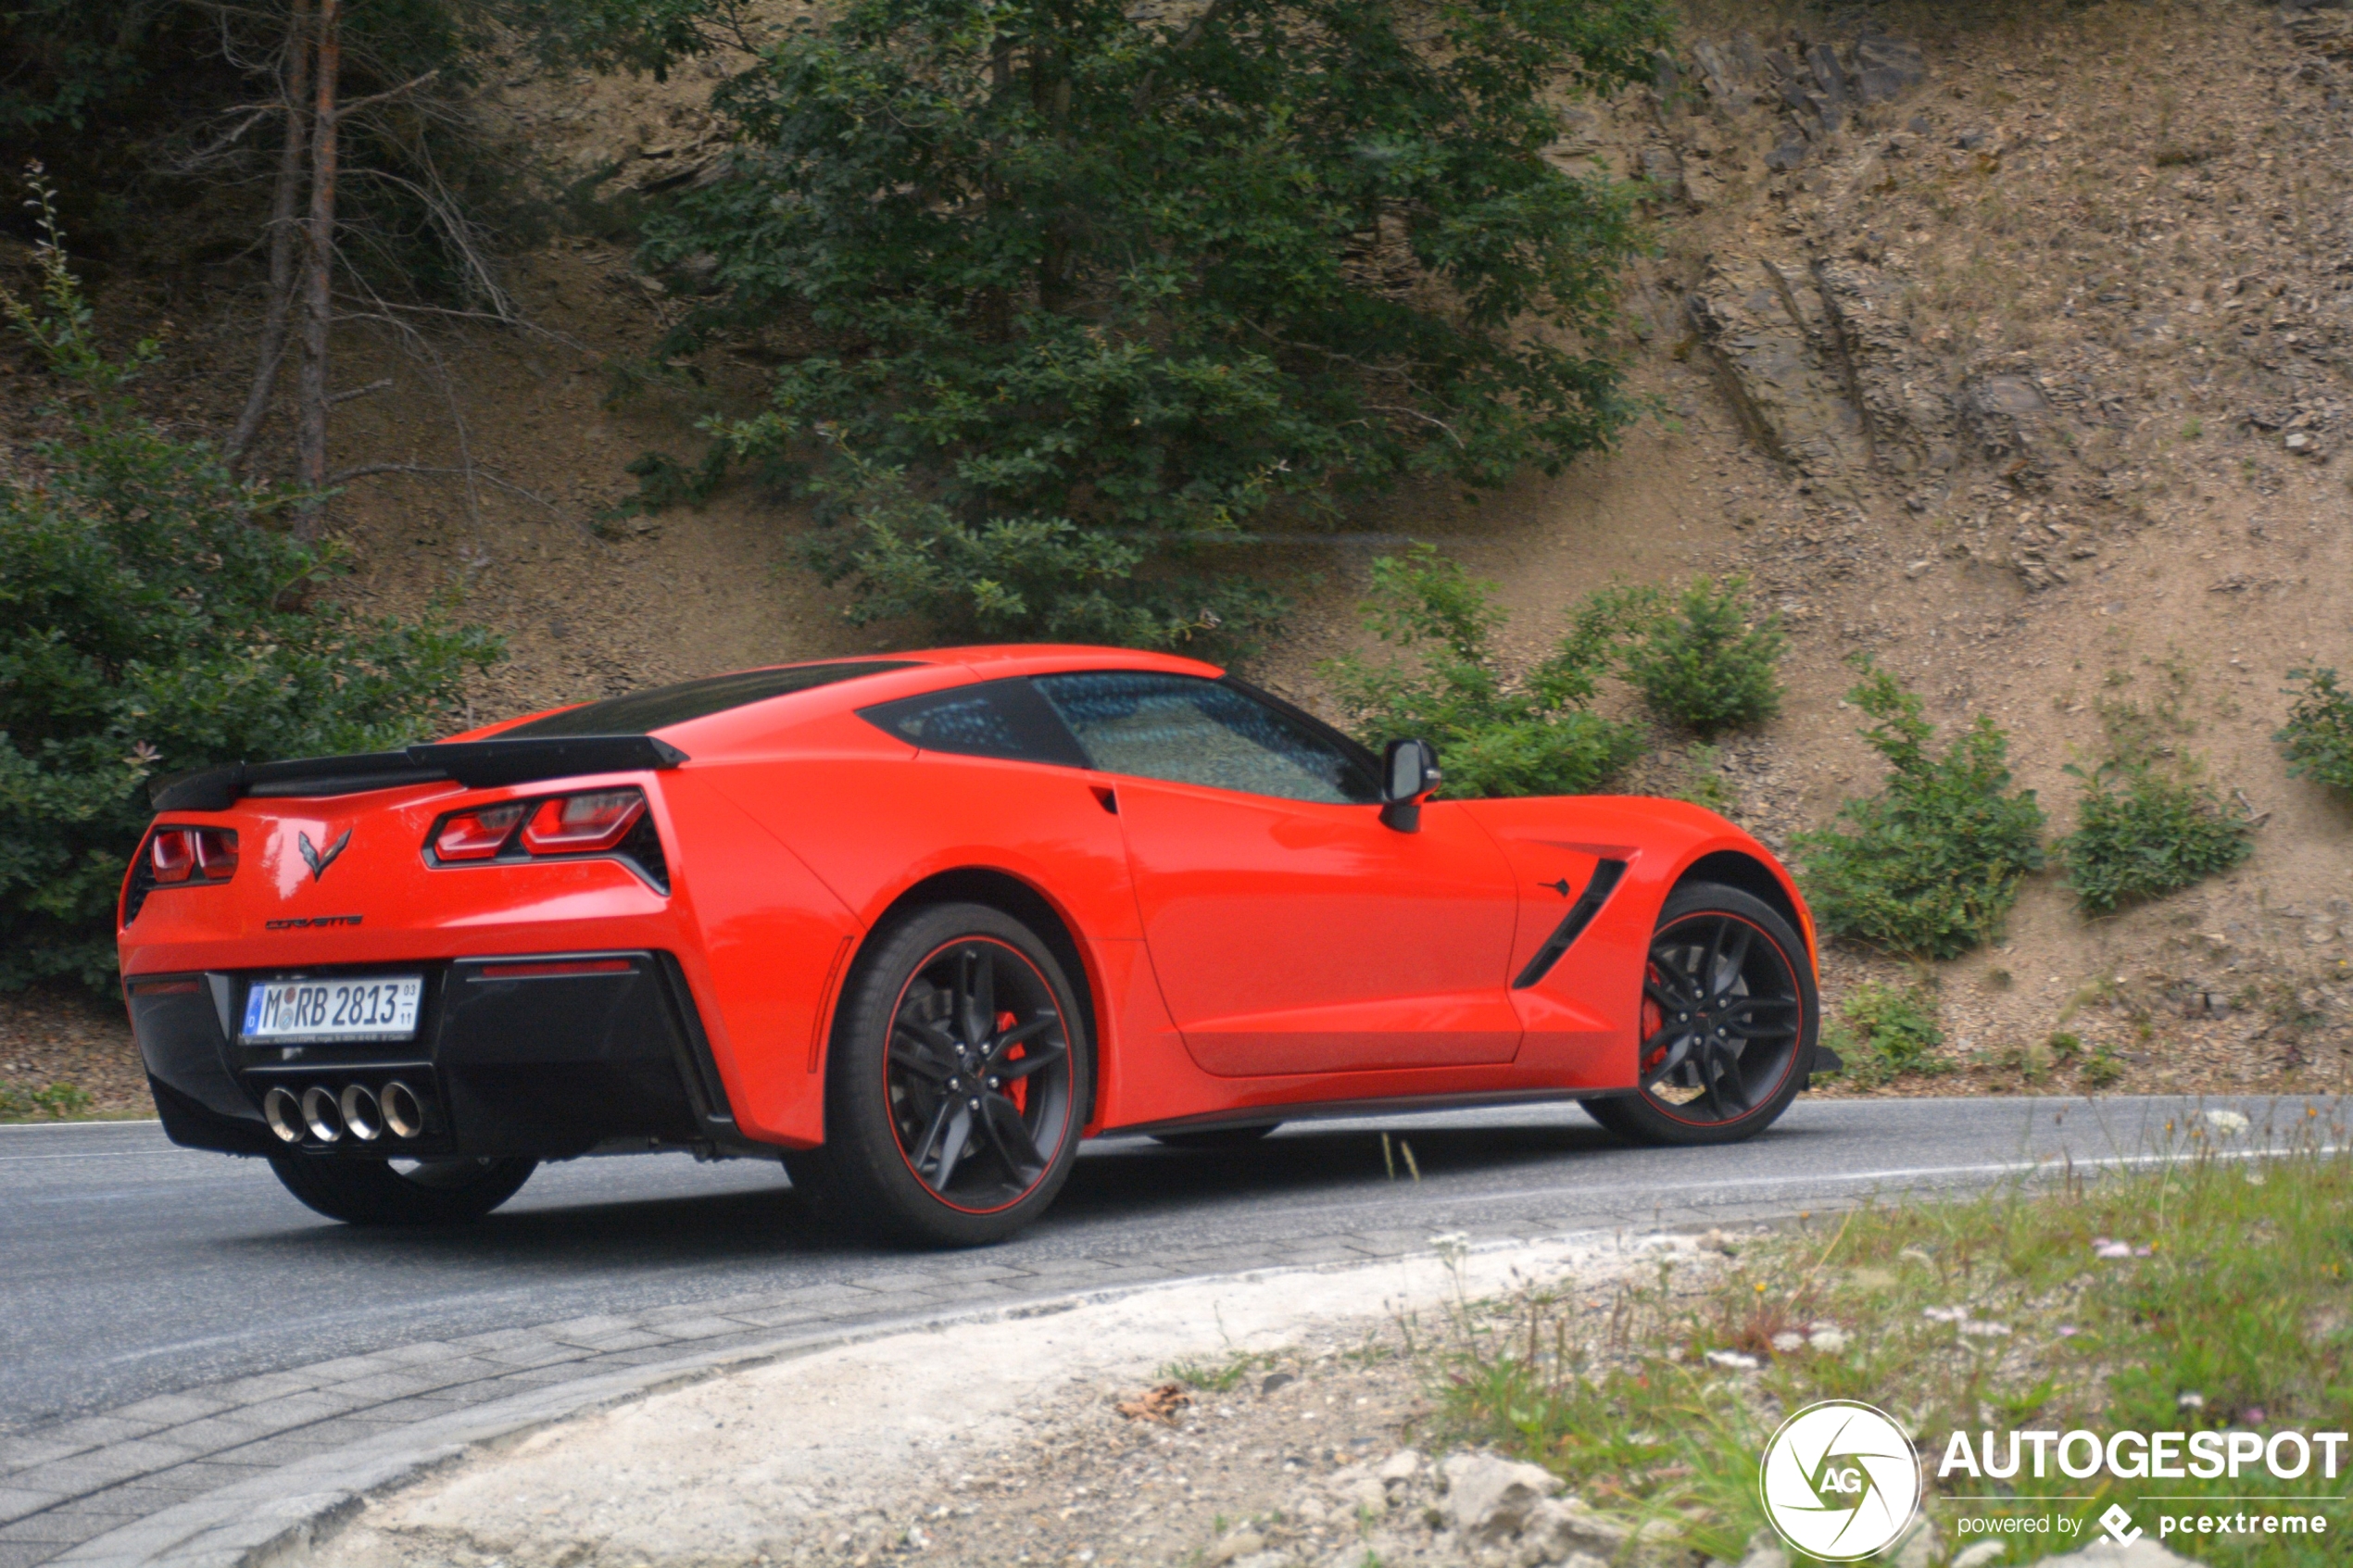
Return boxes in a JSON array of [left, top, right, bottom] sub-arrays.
[[9, 0, 2353, 1108]]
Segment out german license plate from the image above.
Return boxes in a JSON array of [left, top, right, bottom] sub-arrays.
[[242, 976, 422, 1044]]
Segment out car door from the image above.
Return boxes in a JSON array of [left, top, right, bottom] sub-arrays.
[[1032, 671, 1523, 1075]]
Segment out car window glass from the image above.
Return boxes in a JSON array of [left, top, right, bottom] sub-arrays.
[[1034, 672, 1378, 804], [858, 679, 1090, 767]]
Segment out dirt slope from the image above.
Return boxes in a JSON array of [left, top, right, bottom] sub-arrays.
[[11, 0, 2353, 1110]]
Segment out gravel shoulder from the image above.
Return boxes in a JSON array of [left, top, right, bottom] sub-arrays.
[[301, 1236, 1706, 1568]]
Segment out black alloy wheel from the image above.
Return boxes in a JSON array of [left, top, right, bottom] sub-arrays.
[[789, 902, 1089, 1246], [886, 938, 1072, 1209], [1582, 882, 1817, 1147], [268, 1154, 538, 1225]]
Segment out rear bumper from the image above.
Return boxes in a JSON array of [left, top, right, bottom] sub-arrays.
[[127, 952, 759, 1160]]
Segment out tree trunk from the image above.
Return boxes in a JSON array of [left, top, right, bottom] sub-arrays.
[[224, 0, 313, 471], [294, 0, 341, 528]]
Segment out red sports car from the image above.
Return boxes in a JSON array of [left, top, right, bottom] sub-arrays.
[[120, 646, 1828, 1245]]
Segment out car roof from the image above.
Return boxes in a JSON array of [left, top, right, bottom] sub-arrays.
[[462, 644, 1225, 743]]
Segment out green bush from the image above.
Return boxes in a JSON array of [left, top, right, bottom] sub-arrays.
[[1824, 981, 1946, 1086], [0, 215, 500, 991], [2057, 758, 2253, 915], [1322, 546, 1648, 797], [637, 0, 1666, 646], [1793, 659, 2046, 959], [2277, 666, 2353, 793], [1621, 575, 1782, 737]]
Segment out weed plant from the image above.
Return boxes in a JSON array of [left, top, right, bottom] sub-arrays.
[[1622, 576, 1783, 738], [1424, 1108, 2353, 1567], [1793, 660, 2046, 959], [2058, 758, 2253, 915], [1823, 982, 1947, 1086], [2276, 667, 2353, 794]]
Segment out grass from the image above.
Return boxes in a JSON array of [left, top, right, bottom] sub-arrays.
[[0, 1081, 95, 1121], [1419, 1106, 2353, 1566], [1162, 1348, 1288, 1395]]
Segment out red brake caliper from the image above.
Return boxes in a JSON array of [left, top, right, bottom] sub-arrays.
[[1640, 963, 1667, 1077], [997, 1010, 1027, 1112]]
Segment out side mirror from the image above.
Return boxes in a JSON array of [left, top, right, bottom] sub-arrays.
[[1378, 738, 1441, 833]]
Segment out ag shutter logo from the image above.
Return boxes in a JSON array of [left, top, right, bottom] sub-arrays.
[[1760, 1399, 1923, 1561]]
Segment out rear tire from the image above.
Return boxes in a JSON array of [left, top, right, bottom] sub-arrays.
[[791, 902, 1090, 1247], [269, 1155, 536, 1225], [1580, 881, 1817, 1148]]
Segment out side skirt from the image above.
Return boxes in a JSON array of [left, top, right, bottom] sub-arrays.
[[1097, 1086, 1638, 1141]]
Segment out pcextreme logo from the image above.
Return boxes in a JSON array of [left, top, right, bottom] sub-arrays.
[[1760, 1399, 1923, 1562]]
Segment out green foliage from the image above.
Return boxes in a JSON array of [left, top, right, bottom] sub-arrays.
[[1793, 659, 2046, 959], [1322, 546, 1646, 797], [0, 1081, 93, 1120], [2057, 757, 2252, 916], [640, 0, 1667, 645], [0, 217, 500, 991], [1620, 575, 1782, 737], [2276, 666, 2353, 794], [1823, 981, 1946, 1086]]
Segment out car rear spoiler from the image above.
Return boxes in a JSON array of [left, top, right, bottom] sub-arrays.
[[146, 735, 690, 813]]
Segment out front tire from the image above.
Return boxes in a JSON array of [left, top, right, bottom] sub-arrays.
[[1581, 881, 1817, 1147], [791, 902, 1090, 1247], [269, 1155, 537, 1225]]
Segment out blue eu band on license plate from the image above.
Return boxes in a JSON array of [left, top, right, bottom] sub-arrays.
[[242, 976, 422, 1043]]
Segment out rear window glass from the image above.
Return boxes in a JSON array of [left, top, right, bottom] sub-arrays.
[[858, 679, 1089, 766], [502, 661, 915, 737]]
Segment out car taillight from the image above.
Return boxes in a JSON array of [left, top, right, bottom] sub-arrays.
[[520, 789, 646, 853], [150, 827, 237, 884], [423, 787, 664, 892], [151, 830, 195, 884], [193, 828, 237, 880], [433, 802, 528, 860]]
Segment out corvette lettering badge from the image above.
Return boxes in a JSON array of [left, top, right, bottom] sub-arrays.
[[298, 828, 352, 882]]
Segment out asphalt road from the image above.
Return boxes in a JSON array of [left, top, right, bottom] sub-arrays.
[[1, 1092, 2334, 1436]]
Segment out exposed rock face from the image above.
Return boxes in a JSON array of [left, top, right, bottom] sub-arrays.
[[1637, 23, 2111, 590], [1816, 259, 1961, 478], [1687, 256, 1875, 487]]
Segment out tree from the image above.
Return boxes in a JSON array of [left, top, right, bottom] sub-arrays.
[[196, 0, 766, 516], [641, 0, 1667, 646], [0, 201, 501, 991]]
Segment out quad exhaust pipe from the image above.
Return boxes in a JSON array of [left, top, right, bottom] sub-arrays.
[[263, 1080, 427, 1145]]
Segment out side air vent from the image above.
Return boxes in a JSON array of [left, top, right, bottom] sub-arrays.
[[1512, 859, 1628, 990]]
